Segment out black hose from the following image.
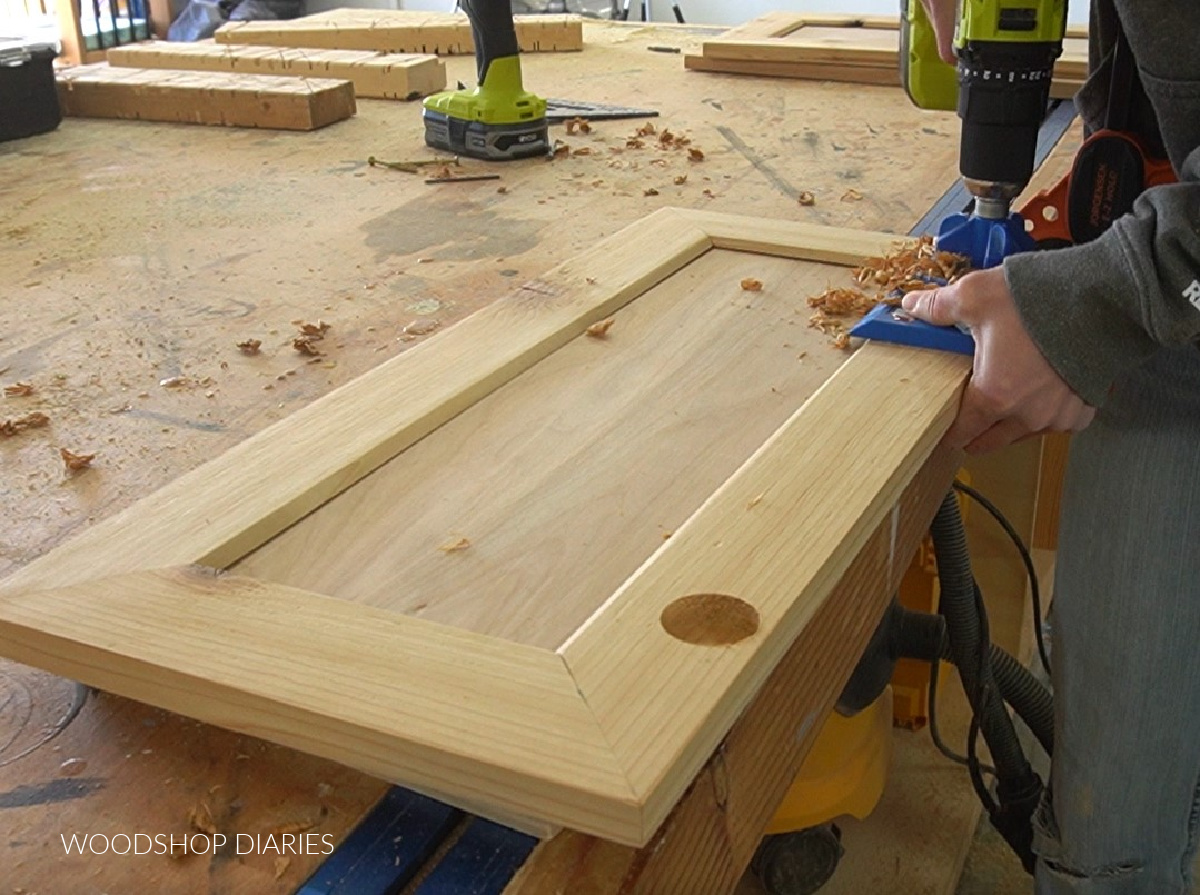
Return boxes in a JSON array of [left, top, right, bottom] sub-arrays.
[[930, 492, 1033, 783]]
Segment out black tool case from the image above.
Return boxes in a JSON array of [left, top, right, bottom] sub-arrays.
[[0, 36, 61, 143]]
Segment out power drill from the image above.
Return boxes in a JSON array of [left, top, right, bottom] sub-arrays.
[[422, 0, 550, 161], [901, 0, 1067, 268]]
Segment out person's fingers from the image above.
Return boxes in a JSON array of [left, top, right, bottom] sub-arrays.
[[919, 0, 957, 63], [963, 417, 1032, 455], [941, 386, 999, 450], [901, 286, 961, 327], [1070, 404, 1097, 433]]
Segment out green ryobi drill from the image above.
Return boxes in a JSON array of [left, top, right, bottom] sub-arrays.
[[422, 0, 550, 161], [900, 0, 1067, 268]]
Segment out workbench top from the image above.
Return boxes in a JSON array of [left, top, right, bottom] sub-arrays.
[[0, 20, 966, 894]]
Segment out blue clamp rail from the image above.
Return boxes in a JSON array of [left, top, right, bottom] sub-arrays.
[[296, 787, 536, 895]]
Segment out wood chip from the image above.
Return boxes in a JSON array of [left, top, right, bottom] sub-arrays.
[[841, 188, 864, 202], [564, 117, 591, 135], [832, 332, 852, 350], [236, 339, 262, 355], [298, 320, 330, 338], [636, 122, 656, 137], [187, 803, 218, 835], [740, 277, 763, 292], [625, 137, 645, 149], [586, 318, 615, 338], [688, 148, 705, 162], [797, 191, 815, 206], [402, 318, 439, 337], [747, 494, 764, 509], [643, 187, 659, 197], [572, 147, 593, 156], [3, 381, 34, 397], [270, 819, 316, 836], [438, 536, 471, 554], [159, 376, 186, 388], [60, 447, 95, 471], [673, 174, 687, 185], [497, 186, 508, 194], [293, 336, 323, 357], [552, 140, 570, 158], [1, 411, 49, 436]]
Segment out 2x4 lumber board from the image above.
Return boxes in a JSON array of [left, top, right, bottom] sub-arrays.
[[234, 249, 869, 649], [506, 445, 961, 895], [0, 566, 638, 839], [0, 208, 711, 597], [215, 11, 582, 55], [106, 41, 446, 101], [685, 54, 902, 86], [55, 64, 355, 130], [561, 341, 970, 842]]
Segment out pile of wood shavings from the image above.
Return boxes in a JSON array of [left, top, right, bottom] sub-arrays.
[[807, 236, 969, 350]]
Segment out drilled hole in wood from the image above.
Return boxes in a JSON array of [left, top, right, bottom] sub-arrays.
[[660, 593, 760, 646]]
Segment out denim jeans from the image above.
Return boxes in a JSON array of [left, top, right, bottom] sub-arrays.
[[1033, 346, 1200, 893]]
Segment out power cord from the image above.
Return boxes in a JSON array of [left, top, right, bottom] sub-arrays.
[[951, 479, 1050, 675]]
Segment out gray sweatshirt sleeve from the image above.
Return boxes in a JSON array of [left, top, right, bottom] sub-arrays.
[[1003, 145, 1200, 407]]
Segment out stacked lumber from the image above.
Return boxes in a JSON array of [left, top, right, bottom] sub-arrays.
[[684, 13, 1088, 100], [55, 64, 356, 130], [216, 9, 583, 55], [106, 41, 446, 100]]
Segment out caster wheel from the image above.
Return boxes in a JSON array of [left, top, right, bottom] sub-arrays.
[[751, 824, 844, 895]]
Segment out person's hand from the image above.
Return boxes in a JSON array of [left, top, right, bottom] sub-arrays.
[[901, 267, 1096, 454], [919, 0, 958, 64]]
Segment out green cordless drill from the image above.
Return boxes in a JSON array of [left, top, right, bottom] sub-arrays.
[[422, 0, 550, 161], [900, 0, 1067, 267]]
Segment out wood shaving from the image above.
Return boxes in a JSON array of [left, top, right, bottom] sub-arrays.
[[60, 447, 95, 471], [702, 188, 714, 198], [402, 318, 439, 337], [1, 411, 49, 436], [804, 236, 970, 348], [586, 318, 615, 338], [841, 188, 864, 202], [236, 339, 262, 355], [270, 820, 315, 836], [3, 381, 33, 397], [188, 803, 218, 835], [438, 536, 471, 554], [747, 494, 764, 509], [298, 320, 330, 338], [564, 117, 591, 135], [159, 376, 186, 388], [497, 186, 508, 194], [293, 336, 323, 357], [552, 140, 570, 158], [688, 148, 705, 162], [643, 187, 659, 197], [797, 191, 815, 206], [572, 147, 593, 156], [636, 122, 656, 137], [625, 137, 645, 150], [673, 174, 687, 185], [740, 277, 763, 292]]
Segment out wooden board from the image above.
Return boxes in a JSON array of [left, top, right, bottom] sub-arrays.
[[55, 64, 356, 130], [216, 9, 583, 55], [0, 207, 971, 850], [684, 14, 1087, 100], [105, 41, 446, 101]]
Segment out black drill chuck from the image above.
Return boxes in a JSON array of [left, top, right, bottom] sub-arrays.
[[956, 40, 1060, 189]]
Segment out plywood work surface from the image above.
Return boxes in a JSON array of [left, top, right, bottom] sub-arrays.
[[235, 249, 850, 649], [0, 20, 972, 895], [56, 64, 357, 130], [216, 9, 583, 55], [105, 41, 447, 100]]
